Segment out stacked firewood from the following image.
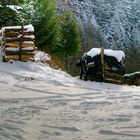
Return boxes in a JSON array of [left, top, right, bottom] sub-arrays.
[[76, 48, 125, 84], [1, 25, 36, 62], [123, 72, 140, 86]]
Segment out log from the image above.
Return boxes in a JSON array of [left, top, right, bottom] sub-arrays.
[[5, 37, 35, 43], [5, 47, 35, 52], [4, 27, 27, 33], [5, 50, 35, 55], [5, 42, 35, 48], [104, 71, 122, 80], [4, 54, 34, 58], [3, 57, 34, 62], [3, 54, 34, 62], [101, 48, 105, 80], [2, 25, 34, 34], [3, 31, 34, 38]]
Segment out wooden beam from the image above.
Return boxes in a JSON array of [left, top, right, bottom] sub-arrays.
[[5, 42, 35, 48], [101, 47, 105, 81]]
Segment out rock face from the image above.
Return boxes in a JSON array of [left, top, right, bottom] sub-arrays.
[[60, 0, 140, 50]]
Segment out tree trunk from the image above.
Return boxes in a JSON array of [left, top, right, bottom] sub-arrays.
[[101, 47, 105, 81], [65, 52, 68, 72]]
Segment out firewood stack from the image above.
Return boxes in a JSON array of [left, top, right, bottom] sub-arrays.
[[1, 24, 36, 62]]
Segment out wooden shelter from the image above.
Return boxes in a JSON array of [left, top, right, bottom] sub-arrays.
[[1, 25, 36, 62], [76, 48, 125, 84]]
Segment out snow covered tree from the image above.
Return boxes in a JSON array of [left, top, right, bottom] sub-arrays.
[[0, 0, 23, 28]]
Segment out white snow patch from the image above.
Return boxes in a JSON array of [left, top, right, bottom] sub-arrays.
[[24, 35, 35, 39], [7, 5, 21, 12], [23, 41, 34, 44], [34, 51, 50, 62]]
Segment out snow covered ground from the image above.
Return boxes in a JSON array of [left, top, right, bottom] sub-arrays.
[[0, 51, 140, 140]]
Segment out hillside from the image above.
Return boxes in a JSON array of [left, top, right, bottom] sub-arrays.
[[62, 0, 140, 50], [0, 51, 140, 139]]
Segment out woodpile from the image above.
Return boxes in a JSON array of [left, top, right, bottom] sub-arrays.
[[1, 25, 36, 62], [123, 72, 140, 86], [76, 48, 125, 84]]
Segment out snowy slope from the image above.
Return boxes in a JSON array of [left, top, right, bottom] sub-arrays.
[[0, 51, 140, 139], [64, 0, 140, 49]]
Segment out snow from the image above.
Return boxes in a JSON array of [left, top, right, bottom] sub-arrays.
[[24, 24, 34, 32], [22, 47, 34, 51], [7, 5, 21, 12], [5, 47, 34, 51], [23, 41, 34, 44], [124, 71, 140, 77], [86, 48, 125, 62], [34, 51, 50, 61], [0, 50, 140, 139], [24, 35, 35, 39], [1, 24, 34, 33]]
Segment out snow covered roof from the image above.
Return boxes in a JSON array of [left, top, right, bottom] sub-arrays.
[[86, 48, 125, 62], [1, 24, 34, 33]]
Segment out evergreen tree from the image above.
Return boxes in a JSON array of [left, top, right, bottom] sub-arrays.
[[0, 0, 23, 28], [30, 0, 61, 54], [58, 12, 81, 71]]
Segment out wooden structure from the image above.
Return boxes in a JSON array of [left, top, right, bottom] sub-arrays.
[[76, 48, 125, 84], [1, 25, 36, 62], [123, 72, 140, 86], [0, 30, 2, 47]]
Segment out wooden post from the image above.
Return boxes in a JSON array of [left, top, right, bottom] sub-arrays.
[[19, 24, 24, 61], [101, 47, 105, 81]]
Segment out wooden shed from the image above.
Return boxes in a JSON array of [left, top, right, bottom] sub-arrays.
[[1, 24, 36, 62], [76, 48, 125, 84]]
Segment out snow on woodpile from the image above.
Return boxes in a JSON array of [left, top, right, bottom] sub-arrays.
[[1, 24, 34, 33], [86, 48, 125, 62], [1, 24, 36, 62], [124, 72, 140, 77]]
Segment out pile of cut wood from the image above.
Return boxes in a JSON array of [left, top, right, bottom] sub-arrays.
[[123, 72, 140, 86], [1, 25, 36, 62], [76, 48, 125, 84]]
